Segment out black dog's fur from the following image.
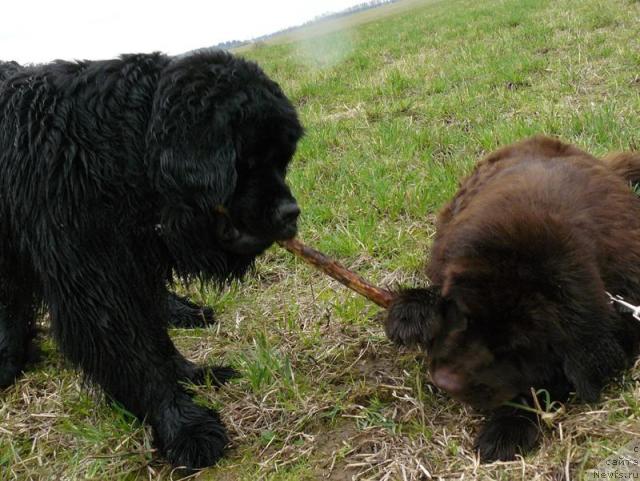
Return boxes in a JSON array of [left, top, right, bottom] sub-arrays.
[[167, 292, 215, 328], [0, 50, 303, 468], [385, 136, 640, 461]]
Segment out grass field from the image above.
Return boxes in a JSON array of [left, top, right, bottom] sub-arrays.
[[3, 0, 640, 479]]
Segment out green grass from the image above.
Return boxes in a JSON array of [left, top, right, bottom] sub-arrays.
[[3, 0, 640, 479]]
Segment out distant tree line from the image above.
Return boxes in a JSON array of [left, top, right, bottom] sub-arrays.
[[214, 0, 398, 50], [311, 0, 398, 22], [216, 39, 247, 50]]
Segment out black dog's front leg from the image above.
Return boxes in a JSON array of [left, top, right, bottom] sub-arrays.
[[43, 245, 229, 469], [0, 294, 37, 388], [384, 287, 440, 348], [165, 294, 239, 387]]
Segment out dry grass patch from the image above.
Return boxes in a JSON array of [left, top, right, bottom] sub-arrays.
[[3, 0, 640, 479]]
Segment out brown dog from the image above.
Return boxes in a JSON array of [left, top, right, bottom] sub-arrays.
[[385, 136, 640, 461]]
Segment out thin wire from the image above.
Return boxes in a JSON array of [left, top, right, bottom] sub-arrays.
[[606, 291, 640, 321]]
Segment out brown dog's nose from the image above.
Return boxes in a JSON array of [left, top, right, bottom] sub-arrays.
[[432, 366, 465, 394]]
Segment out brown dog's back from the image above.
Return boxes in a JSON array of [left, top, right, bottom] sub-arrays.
[[428, 136, 640, 300]]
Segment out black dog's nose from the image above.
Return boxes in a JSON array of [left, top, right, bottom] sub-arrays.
[[274, 201, 300, 226]]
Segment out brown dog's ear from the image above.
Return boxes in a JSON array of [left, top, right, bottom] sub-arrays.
[[559, 293, 628, 403], [562, 332, 626, 403], [546, 256, 628, 402]]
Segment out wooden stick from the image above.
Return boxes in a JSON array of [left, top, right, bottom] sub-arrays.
[[278, 238, 396, 308]]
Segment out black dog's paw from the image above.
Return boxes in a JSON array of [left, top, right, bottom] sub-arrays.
[[0, 357, 23, 389], [0, 342, 33, 389], [189, 365, 239, 387], [384, 288, 439, 348], [172, 304, 214, 328], [160, 408, 229, 470], [475, 411, 541, 462], [168, 293, 215, 328]]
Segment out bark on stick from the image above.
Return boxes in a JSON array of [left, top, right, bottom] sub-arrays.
[[278, 238, 395, 308]]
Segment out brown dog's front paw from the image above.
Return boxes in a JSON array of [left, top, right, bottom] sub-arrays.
[[475, 410, 540, 462], [384, 287, 439, 348]]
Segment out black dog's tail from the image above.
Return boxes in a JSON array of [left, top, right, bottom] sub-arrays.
[[604, 152, 640, 193]]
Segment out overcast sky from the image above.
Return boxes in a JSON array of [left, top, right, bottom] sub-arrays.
[[1, 0, 365, 64]]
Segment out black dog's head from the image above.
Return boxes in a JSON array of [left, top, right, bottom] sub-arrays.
[[221, 100, 302, 255], [146, 49, 303, 276]]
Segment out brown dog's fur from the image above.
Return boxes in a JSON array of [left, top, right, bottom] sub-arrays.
[[385, 136, 640, 461]]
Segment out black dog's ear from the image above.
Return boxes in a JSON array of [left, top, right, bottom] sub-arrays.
[[154, 129, 238, 210], [384, 287, 441, 348], [146, 54, 244, 213], [147, 93, 239, 214], [150, 137, 238, 233]]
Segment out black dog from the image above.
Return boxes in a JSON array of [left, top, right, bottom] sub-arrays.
[[0, 49, 303, 469], [385, 136, 640, 461]]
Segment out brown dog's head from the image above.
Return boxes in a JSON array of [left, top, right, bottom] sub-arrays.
[[427, 257, 573, 410], [426, 243, 580, 410], [393, 136, 638, 410]]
